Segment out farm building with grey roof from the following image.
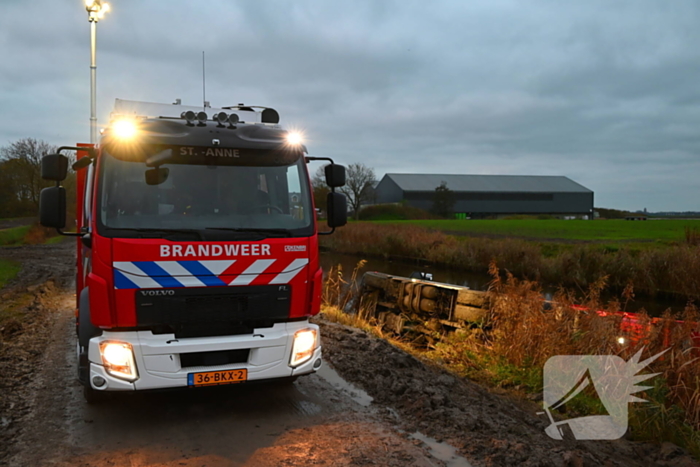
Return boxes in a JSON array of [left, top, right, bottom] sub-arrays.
[[374, 174, 594, 218]]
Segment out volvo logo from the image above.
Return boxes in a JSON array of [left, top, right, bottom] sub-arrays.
[[140, 290, 175, 296]]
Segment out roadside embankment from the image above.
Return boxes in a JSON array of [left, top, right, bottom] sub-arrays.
[[0, 222, 65, 286], [0, 240, 75, 461], [317, 315, 699, 466], [320, 222, 700, 300], [319, 260, 700, 462]]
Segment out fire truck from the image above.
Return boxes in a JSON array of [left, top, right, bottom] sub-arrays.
[[39, 99, 347, 402]]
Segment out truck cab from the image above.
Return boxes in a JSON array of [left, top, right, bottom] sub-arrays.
[[39, 99, 347, 402]]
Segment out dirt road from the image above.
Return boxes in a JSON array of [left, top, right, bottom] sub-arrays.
[[0, 242, 459, 466], [1, 242, 697, 466], [6, 307, 445, 466]]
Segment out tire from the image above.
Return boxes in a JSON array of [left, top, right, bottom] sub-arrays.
[[78, 288, 98, 349], [77, 288, 99, 386]]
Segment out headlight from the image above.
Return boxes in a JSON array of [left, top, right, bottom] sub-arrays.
[[290, 329, 317, 367], [286, 132, 303, 145], [112, 119, 137, 139], [99, 341, 138, 381]]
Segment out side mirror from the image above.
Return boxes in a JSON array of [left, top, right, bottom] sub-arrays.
[[145, 167, 169, 185], [324, 164, 346, 188], [72, 156, 93, 171], [326, 192, 347, 228], [40, 186, 66, 229], [41, 154, 69, 181]]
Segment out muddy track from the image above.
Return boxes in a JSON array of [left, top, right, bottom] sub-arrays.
[[0, 241, 697, 466], [320, 323, 699, 466], [0, 242, 455, 466]]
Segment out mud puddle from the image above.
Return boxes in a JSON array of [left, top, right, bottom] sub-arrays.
[[315, 362, 373, 407], [411, 431, 473, 467]]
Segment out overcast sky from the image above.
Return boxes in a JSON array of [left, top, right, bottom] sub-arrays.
[[2, 0, 699, 211]]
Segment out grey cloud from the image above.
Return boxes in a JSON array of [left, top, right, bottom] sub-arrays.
[[1, 0, 700, 211]]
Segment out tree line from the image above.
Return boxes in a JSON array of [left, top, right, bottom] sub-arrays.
[[1, 138, 455, 222], [0, 138, 76, 219], [312, 162, 378, 220]]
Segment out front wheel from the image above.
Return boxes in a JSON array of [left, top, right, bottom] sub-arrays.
[[77, 341, 105, 404]]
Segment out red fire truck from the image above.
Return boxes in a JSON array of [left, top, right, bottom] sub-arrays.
[[39, 99, 347, 402]]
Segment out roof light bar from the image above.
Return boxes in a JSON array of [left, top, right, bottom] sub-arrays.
[[181, 111, 196, 126], [215, 112, 228, 127]]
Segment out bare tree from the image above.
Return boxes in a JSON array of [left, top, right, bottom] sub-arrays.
[[0, 138, 57, 210], [339, 163, 376, 220], [312, 163, 376, 220]]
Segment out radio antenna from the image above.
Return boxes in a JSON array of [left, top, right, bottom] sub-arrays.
[[202, 51, 206, 110]]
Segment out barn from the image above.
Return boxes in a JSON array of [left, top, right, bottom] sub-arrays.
[[374, 174, 594, 218]]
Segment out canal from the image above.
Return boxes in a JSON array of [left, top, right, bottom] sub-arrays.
[[320, 251, 688, 317]]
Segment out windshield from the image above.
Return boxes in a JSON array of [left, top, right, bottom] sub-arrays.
[[97, 150, 313, 238]]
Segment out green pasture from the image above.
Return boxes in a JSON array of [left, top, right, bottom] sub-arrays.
[[377, 219, 700, 243], [0, 259, 20, 288], [0, 225, 31, 246]]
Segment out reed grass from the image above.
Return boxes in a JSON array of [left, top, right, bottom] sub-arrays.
[[22, 223, 59, 245], [320, 222, 700, 299], [320, 259, 700, 458], [686, 227, 700, 247]]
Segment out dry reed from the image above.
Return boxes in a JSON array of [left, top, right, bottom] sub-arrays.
[[320, 257, 700, 456], [321, 222, 700, 300]]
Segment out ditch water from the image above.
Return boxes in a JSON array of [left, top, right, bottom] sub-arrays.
[[319, 251, 689, 318]]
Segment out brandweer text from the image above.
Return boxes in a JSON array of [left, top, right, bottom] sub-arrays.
[[160, 244, 271, 257]]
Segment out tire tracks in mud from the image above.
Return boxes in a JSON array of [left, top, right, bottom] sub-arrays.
[[2, 241, 697, 466], [319, 321, 700, 467], [0, 242, 457, 466]]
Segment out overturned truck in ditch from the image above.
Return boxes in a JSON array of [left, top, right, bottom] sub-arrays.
[[357, 272, 491, 337]]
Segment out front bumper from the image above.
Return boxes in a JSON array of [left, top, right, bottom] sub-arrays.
[[87, 321, 321, 391]]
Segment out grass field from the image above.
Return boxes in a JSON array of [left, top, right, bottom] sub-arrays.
[[0, 222, 63, 246], [377, 219, 700, 244], [0, 225, 32, 246], [0, 259, 21, 288], [44, 236, 65, 245]]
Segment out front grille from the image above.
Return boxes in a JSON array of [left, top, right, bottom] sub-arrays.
[[135, 284, 291, 338], [180, 349, 250, 368], [181, 295, 249, 313]]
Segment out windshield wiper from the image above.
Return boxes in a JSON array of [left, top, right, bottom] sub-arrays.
[[109, 228, 204, 240], [205, 227, 292, 238]]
